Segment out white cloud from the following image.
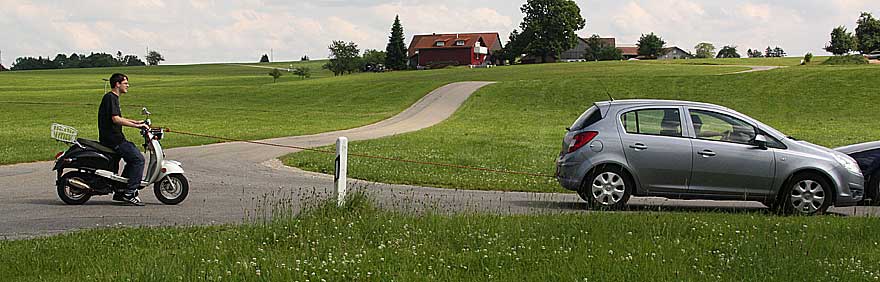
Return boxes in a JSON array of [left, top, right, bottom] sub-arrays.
[[0, 0, 877, 65]]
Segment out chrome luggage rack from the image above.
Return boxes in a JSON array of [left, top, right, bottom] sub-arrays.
[[51, 123, 82, 147]]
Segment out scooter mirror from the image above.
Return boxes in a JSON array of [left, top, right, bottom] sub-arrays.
[[141, 107, 151, 116]]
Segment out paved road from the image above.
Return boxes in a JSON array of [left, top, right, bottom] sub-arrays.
[[1, 81, 877, 240]]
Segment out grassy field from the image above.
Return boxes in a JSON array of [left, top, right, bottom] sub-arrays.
[[2, 194, 879, 281], [0, 60, 748, 165], [645, 56, 830, 66], [284, 60, 880, 192]]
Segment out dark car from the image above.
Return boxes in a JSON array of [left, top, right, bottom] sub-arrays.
[[836, 141, 880, 204], [865, 51, 880, 60]]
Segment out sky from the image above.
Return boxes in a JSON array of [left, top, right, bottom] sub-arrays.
[[1, 0, 877, 65]]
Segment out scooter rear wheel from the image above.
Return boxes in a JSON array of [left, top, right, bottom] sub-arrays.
[[57, 171, 92, 205], [154, 174, 189, 205]]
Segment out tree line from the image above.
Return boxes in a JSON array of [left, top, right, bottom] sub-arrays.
[[825, 12, 880, 55], [11, 50, 165, 71], [322, 15, 408, 76]]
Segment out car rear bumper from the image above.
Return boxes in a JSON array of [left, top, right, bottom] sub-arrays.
[[556, 158, 583, 191]]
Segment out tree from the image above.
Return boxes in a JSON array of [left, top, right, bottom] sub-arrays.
[[384, 15, 408, 70], [363, 49, 386, 66], [122, 55, 146, 66], [323, 40, 360, 76], [268, 68, 282, 83], [716, 46, 740, 58], [693, 42, 716, 58], [53, 54, 68, 68], [498, 29, 525, 65], [293, 66, 311, 79], [746, 49, 762, 58], [637, 32, 665, 59], [825, 26, 858, 55], [301, 55, 310, 61], [146, 50, 165, 66], [773, 46, 786, 57], [517, 0, 586, 62], [856, 12, 880, 53], [583, 34, 622, 61], [260, 54, 270, 63], [82, 53, 116, 67], [67, 53, 82, 68], [764, 46, 785, 57]]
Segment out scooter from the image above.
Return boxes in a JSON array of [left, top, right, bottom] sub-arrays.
[[51, 107, 188, 205]]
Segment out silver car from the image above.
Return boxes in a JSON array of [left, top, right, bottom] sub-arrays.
[[556, 100, 864, 214]]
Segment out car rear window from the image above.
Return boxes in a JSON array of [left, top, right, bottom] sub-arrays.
[[621, 108, 682, 137], [569, 106, 602, 131]]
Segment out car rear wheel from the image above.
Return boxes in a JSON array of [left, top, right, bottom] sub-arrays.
[[583, 166, 633, 210], [782, 173, 831, 215]]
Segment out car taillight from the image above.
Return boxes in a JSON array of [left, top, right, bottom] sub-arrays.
[[568, 131, 598, 153], [54, 151, 64, 159]]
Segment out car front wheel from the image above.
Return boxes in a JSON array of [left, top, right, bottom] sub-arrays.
[[782, 173, 831, 215]]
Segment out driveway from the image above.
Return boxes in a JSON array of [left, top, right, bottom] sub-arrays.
[[1, 81, 877, 239]]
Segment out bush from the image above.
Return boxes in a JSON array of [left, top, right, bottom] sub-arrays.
[[822, 54, 869, 65], [803, 53, 813, 64]]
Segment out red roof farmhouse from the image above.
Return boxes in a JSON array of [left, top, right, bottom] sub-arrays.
[[408, 32, 503, 67]]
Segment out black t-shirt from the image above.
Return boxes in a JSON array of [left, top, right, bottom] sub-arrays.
[[98, 92, 126, 146]]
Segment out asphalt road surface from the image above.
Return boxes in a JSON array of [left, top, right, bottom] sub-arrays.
[[1, 81, 877, 240]]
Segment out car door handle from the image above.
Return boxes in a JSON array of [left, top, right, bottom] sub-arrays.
[[698, 150, 716, 157], [629, 143, 647, 150]]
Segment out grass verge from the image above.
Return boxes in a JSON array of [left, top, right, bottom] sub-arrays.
[[1, 193, 878, 281]]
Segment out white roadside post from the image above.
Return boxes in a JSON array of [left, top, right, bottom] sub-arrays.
[[335, 137, 348, 207]]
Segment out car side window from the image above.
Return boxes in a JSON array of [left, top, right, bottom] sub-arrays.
[[621, 108, 682, 137], [689, 110, 756, 145]]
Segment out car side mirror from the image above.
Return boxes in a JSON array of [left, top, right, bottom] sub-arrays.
[[752, 134, 769, 149], [141, 107, 151, 116]]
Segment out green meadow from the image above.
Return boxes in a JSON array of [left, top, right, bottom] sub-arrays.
[[1, 60, 743, 165], [1, 194, 878, 281], [284, 60, 880, 192]]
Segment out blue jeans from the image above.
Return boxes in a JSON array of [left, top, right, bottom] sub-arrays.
[[115, 141, 144, 195]]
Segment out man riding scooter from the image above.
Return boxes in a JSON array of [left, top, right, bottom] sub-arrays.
[[99, 73, 148, 206]]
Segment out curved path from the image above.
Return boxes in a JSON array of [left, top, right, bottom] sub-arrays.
[[723, 65, 784, 74], [0, 80, 876, 239]]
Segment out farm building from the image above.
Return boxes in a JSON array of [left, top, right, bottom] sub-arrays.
[[659, 47, 694, 60], [553, 37, 693, 61], [408, 32, 503, 68], [558, 37, 617, 62]]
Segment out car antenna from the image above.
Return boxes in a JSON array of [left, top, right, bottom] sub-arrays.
[[594, 75, 615, 102]]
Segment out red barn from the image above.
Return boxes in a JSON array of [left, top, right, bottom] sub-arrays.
[[408, 32, 502, 67]]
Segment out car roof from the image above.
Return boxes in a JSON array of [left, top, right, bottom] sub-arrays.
[[835, 141, 880, 154], [595, 99, 733, 111]]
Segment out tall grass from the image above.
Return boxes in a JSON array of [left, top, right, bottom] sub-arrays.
[[1, 193, 878, 281]]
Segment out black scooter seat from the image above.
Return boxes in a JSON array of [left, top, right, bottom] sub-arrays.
[[77, 138, 120, 157]]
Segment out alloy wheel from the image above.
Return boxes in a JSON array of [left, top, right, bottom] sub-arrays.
[[591, 172, 626, 206], [789, 179, 826, 214]]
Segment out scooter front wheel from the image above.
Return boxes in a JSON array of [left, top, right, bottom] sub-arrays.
[[57, 171, 92, 205], [154, 174, 189, 205]]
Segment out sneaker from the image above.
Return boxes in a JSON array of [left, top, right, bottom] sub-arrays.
[[121, 194, 144, 206]]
